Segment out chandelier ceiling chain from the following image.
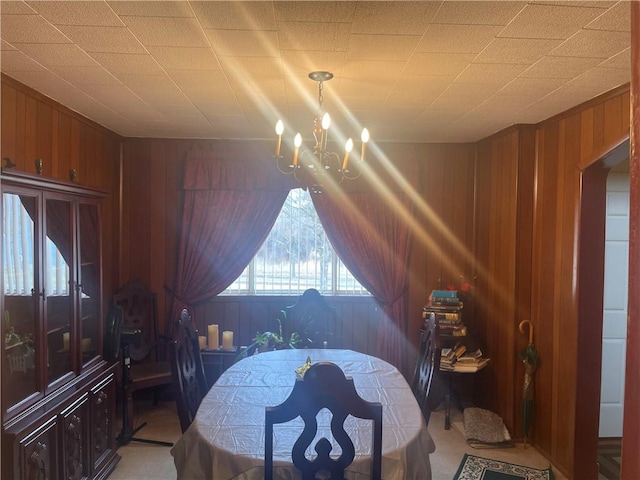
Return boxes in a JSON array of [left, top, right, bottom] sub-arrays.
[[274, 71, 369, 193]]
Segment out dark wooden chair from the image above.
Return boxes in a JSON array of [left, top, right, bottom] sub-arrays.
[[411, 312, 440, 425], [278, 288, 339, 348], [113, 278, 173, 446], [265, 362, 383, 480], [169, 308, 208, 433]]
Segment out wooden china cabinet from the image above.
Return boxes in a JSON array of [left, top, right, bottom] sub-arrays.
[[1, 170, 119, 479]]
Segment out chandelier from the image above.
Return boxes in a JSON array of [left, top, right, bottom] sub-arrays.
[[274, 71, 369, 192]]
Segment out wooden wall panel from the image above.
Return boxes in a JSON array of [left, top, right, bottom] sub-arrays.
[[1, 74, 122, 324], [473, 86, 630, 479]]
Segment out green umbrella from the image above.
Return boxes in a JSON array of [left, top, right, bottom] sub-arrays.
[[518, 320, 539, 448]]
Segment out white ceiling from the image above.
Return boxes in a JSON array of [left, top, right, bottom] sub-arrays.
[[0, 1, 631, 144]]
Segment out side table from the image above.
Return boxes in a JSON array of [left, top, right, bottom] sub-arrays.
[[200, 347, 243, 387]]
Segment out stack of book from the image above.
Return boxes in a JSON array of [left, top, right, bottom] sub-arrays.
[[424, 290, 466, 337], [440, 343, 490, 373]]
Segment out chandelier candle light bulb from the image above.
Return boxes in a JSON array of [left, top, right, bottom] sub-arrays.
[[343, 138, 354, 171], [275, 120, 284, 156], [361, 128, 369, 162], [293, 133, 302, 166], [321, 112, 331, 151]]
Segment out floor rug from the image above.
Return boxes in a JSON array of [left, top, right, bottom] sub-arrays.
[[453, 454, 555, 480], [463, 407, 514, 448]]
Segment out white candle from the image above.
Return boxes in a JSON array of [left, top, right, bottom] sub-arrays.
[[198, 335, 207, 350], [63, 332, 70, 351], [222, 331, 233, 350], [207, 324, 219, 350]]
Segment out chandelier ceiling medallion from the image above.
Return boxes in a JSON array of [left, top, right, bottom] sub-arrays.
[[274, 71, 369, 193]]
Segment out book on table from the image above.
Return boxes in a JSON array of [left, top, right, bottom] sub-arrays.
[[440, 348, 490, 373]]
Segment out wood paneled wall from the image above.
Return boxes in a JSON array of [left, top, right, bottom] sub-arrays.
[[474, 85, 631, 479], [0, 74, 122, 316]]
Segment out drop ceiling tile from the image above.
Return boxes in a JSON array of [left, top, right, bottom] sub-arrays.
[[218, 56, 283, 79], [351, 2, 439, 35], [205, 29, 279, 57], [122, 16, 209, 47], [431, 83, 504, 109], [89, 52, 165, 75], [585, 1, 630, 31], [192, 1, 276, 30], [498, 4, 606, 40], [114, 74, 191, 104], [1, 14, 71, 44], [107, 1, 194, 18], [432, 1, 526, 25], [475, 38, 562, 64], [346, 34, 420, 62], [598, 48, 630, 69], [520, 55, 602, 79], [340, 60, 404, 82], [551, 29, 629, 58], [404, 52, 476, 76], [1, 1, 37, 14], [5, 69, 80, 101], [49, 65, 120, 86], [496, 76, 569, 101], [146, 46, 221, 71], [153, 104, 204, 117], [337, 77, 394, 99], [416, 24, 502, 54], [278, 21, 350, 52], [193, 102, 244, 116], [1, 50, 47, 71], [385, 75, 453, 107], [1, 40, 17, 50], [57, 25, 146, 54], [274, 2, 356, 23], [29, 1, 124, 27], [169, 69, 236, 103], [455, 63, 528, 84], [568, 66, 630, 89], [17, 43, 98, 67]]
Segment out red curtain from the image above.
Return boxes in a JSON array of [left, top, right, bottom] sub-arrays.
[[171, 144, 292, 320], [311, 148, 418, 374]]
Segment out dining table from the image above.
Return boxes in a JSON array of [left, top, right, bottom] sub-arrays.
[[170, 348, 435, 479]]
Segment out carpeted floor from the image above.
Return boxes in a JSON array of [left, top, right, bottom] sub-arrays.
[[598, 438, 621, 480], [109, 401, 568, 480]]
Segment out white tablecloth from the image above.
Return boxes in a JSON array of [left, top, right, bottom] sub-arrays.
[[171, 349, 434, 480]]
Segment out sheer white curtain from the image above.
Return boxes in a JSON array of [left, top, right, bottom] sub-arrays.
[[3, 194, 68, 296]]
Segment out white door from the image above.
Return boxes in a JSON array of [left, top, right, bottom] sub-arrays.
[[599, 162, 629, 437]]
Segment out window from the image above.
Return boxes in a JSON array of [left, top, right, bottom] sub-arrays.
[[223, 188, 369, 296]]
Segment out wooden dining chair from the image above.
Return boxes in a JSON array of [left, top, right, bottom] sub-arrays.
[[278, 288, 339, 348], [265, 361, 383, 480], [113, 278, 173, 445], [169, 308, 208, 433], [411, 312, 441, 425]]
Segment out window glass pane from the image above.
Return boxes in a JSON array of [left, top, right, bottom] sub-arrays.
[[223, 189, 368, 296]]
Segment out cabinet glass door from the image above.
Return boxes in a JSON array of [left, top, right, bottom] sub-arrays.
[[2, 192, 40, 408], [78, 202, 100, 366], [44, 197, 73, 386]]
